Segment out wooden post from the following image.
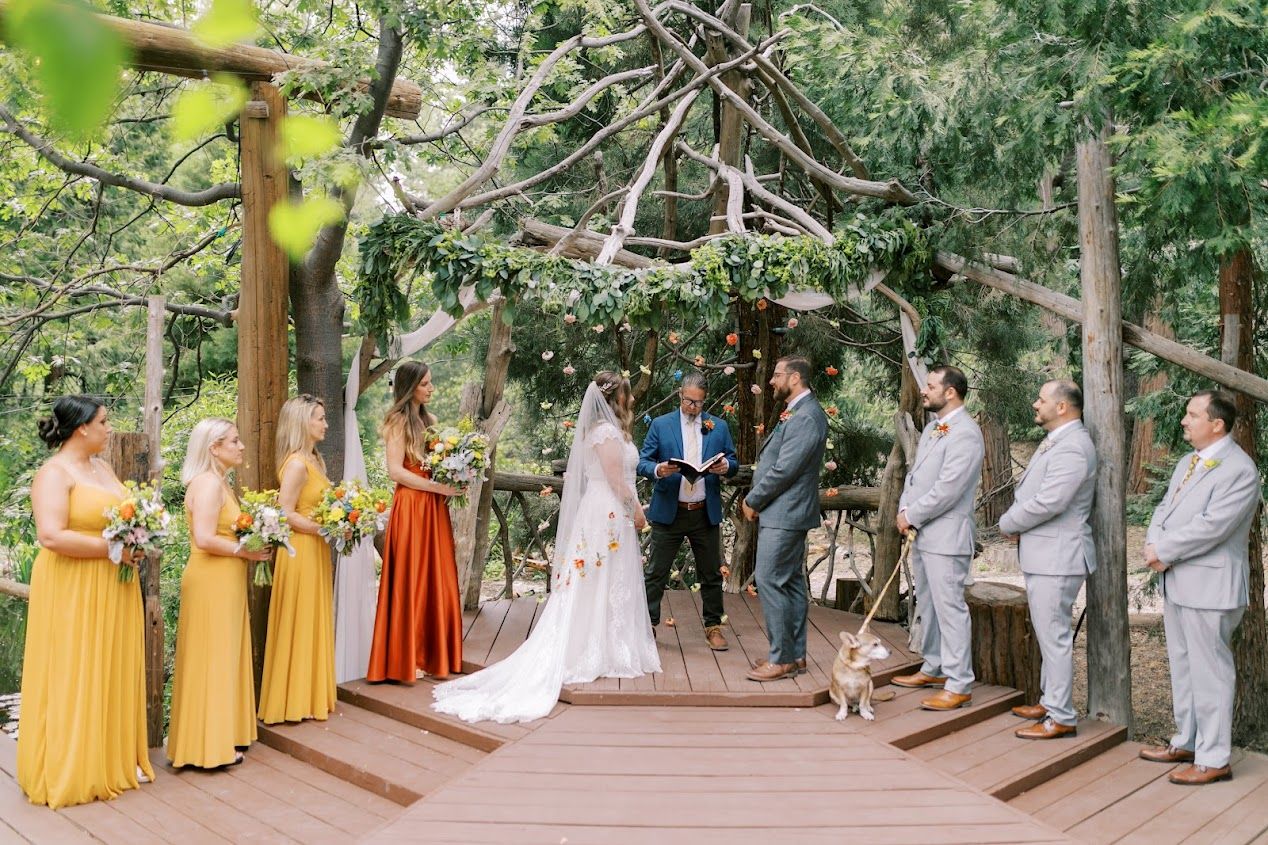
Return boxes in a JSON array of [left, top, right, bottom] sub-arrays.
[[868, 364, 920, 620], [966, 582, 1042, 704], [238, 81, 290, 691], [1077, 122, 1132, 729], [140, 297, 165, 747]]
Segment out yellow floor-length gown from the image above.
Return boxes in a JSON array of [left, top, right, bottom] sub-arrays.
[[258, 455, 336, 724], [17, 485, 155, 809], [167, 494, 257, 767]]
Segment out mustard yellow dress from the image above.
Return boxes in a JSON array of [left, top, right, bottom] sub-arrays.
[[17, 484, 155, 809], [258, 455, 336, 724], [167, 493, 257, 766]]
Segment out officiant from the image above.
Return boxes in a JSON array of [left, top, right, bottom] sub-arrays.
[[638, 371, 739, 651]]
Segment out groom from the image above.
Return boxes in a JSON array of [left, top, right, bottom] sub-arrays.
[[742, 356, 828, 682]]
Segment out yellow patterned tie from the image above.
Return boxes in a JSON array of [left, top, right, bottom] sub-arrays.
[[1172, 454, 1201, 502]]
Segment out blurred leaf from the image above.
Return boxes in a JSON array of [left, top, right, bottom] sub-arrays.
[[170, 74, 249, 141], [268, 195, 344, 260], [191, 0, 260, 48], [3, 0, 128, 139], [279, 114, 342, 164]]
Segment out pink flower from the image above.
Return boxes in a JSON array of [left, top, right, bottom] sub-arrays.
[[825, 460, 838, 471], [563, 364, 576, 376], [787, 318, 799, 329], [593, 324, 605, 333], [750, 384, 761, 395], [564, 314, 577, 324], [541, 350, 555, 361], [724, 366, 735, 375]]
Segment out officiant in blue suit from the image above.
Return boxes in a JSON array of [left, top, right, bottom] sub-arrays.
[[638, 371, 739, 651]]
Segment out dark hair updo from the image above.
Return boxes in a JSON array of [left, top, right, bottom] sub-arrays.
[[38, 395, 104, 449]]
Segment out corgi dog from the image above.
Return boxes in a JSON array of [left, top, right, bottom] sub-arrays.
[[829, 630, 891, 721]]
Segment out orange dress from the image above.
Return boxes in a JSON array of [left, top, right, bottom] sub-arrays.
[[366, 459, 462, 683]]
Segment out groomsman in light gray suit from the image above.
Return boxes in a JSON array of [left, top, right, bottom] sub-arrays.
[[741, 356, 829, 682], [1139, 390, 1261, 786], [999, 379, 1097, 740], [892, 365, 984, 711]]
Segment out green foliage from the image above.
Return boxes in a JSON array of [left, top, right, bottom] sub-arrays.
[[190, 0, 261, 48], [268, 196, 346, 261], [171, 75, 250, 142]]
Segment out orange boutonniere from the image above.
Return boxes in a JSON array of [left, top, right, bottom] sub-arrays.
[[932, 422, 951, 439], [702, 418, 715, 432], [779, 409, 794, 424]]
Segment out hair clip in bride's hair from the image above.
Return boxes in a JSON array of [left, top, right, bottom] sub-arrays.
[[596, 381, 617, 395]]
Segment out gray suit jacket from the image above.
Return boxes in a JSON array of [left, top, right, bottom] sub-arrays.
[[999, 421, 1098, 576], [899, 409, 984, 556], [745, 393, 828, 532], [1147, 440, 1261, 611]]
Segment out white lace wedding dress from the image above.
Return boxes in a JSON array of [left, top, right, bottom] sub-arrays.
[[432, 410, 660, 724]]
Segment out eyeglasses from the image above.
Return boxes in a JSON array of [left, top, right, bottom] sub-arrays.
[[771, 370, 789, 378], [680, 397, 705, 407]]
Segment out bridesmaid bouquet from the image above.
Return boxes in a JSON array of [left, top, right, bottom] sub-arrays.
[[313, 480, 391, 556], [425, 419, 490, 507], [235, 489, 296, 586], [102, 481, 171, 582]]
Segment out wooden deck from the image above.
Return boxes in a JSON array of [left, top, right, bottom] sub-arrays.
[[6, 591, 1268, 843]]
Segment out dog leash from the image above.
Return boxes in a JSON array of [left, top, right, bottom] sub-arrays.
[[858, 528, 915, 634]]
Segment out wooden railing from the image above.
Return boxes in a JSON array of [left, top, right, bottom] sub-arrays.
[[0, 578, 28, 601]]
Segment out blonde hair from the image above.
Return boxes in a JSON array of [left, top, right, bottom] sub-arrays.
[[593, 370, 633, 438], [181, 417, 236, 484], [276, 394, 326, 474]]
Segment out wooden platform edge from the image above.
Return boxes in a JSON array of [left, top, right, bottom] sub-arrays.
[[886, 689, 1027, 751], [991, 723, 1130, 801], [256, 721, 423, 807], [337, 683, 507, 754]]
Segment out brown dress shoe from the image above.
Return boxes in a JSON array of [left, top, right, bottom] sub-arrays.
[[755, 657, 807, 670], [892, 672, 948, 689], [921, 690, 972, 711], [1014, 718, 1077, 740], [705, 626, 729, 651], [1139, 745, 1196, 764], [747, 661, 799, 682], [1169, 764, 1232, 785], [1011, 703, 1047, 720]]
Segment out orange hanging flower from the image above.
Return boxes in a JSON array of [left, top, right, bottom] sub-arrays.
[[825, 366, 840, 377], [826, 406, 839, 417], [725, 332, 739, 346], [756, 299, 768, 311]]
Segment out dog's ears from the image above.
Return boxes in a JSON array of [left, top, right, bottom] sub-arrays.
[[838, 631, 859, 647]]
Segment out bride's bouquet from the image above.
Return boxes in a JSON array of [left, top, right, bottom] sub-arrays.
[[102, 481, 170, 582], [313, 480, 391, 556], [235, 489, 295, 586], [424, 418, 489, 507]]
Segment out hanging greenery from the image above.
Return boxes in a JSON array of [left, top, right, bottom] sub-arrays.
[[356, 211, 931, 349]]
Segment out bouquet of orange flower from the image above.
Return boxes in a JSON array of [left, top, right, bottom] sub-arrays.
[[102, 481, 170, 582], [234, 489, 295, 586], [313, 480, 391, 556], [424, 418, 489, 507]]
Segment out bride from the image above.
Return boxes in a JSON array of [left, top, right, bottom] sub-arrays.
[[432, 371, 661, 723]]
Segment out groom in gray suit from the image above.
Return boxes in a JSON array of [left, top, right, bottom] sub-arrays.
[[741, 356, 828, 682], [1140, 390, 1261, 786], [892, 365, 984, 711], [999, 379, 1097, 740]]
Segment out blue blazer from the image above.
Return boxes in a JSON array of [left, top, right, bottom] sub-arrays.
[[637, 410, 738, 527]]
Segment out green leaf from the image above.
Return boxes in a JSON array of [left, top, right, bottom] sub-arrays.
[[171, 75, 249, 141], [280, 114, 343, 164], [4, 0, 128, 140], [268, 196, 345, 261], [191, 0, 260, 48]]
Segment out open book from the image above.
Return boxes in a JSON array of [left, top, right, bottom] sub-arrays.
[[668, 452, 727, 485]]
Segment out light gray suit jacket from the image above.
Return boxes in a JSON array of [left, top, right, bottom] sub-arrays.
[[999, 421, 1098, 576], [899, 409, 985, 556], [1147, 440, 1261, 611], [745, 393, 828, 532]]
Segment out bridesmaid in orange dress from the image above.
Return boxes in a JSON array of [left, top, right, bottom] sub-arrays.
[[367, 361, 463, 683]]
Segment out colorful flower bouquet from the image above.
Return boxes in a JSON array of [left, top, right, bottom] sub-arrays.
[[424, 418, 489, 507], [313, 480, 391, 556], [102, 481, 170, 582], [235, 489, 295, 586]]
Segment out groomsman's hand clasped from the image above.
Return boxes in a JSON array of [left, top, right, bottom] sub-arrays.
[[741, 501, 757, 522]]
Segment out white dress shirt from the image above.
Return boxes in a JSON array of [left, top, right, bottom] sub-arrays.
[[679, 413, 706, 503]]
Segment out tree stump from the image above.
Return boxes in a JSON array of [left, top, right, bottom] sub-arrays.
[[965, 581, 1041, 704]]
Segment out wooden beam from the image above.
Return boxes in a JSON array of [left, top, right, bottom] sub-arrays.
[[0, 2, 423, 120], [934, 251, 1268, 404], [1077, 123, 1131, 729], [238, 80, 290, 691], [0, 577, 29, 600]]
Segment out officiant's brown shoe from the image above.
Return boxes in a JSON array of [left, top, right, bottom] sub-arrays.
[[920, 690, 972, 710], [1139, 745, 1195, 764], [705, 626, 729, 651], [1011, 703, 1047, 719], [1014, 718, 1077, 740], [1169, 764, 1232, 786], [892, 671, 947, 689], [755, 657, 806, 671], [747, 661, 799, 682]]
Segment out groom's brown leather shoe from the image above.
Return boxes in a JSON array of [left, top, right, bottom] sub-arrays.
[[705, 626, 729, 651], [747, 661, 799, 682], [1169, 764, 1232, 785], [892, 671, 947, 689], [1139, 745, 1195, 764]]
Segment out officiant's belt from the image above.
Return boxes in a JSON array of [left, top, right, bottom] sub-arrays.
[[678, 501, 707, 511]]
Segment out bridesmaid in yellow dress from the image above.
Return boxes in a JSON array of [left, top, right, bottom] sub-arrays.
[[18, 395, 155, 808], [258, 394, 337, 724], [167, 418, 271, 768]]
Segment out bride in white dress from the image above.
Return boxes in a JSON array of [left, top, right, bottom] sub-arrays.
[[432, 371, 661, 723]]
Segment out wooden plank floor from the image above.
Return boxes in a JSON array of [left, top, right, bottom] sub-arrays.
[[361, 705, 1074, 845], [444, 592, 921, 707]]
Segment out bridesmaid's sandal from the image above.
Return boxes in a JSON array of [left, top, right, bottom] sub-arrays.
[[226, 752, 245, 768], [136, 766, 152, 783]]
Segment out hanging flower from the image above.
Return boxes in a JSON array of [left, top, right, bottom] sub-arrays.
[[726, 332, 739, 346], [540, 401, 553, 410], [542, 447, 554, 455], [723, 404, 735, 415], [826, 405, 839, 417], [825, 365, 840, 376], [694, 355, 705, 367], [539, 486, 554, 497], [826, 487, 840, 497], [756, 299, 768, 311], [541, 350, 555, 361], [825, 460, 838, 471], [667, 331, 680, 345], [620, 322, 632, 332], [639, 364, 652, 375], [724, 366, 735, 375], [643, 414, 653, 424], [787, 317, 799, 329], [563, 364, 576, 376], [593, 324, 605, 333], [673, 370, 683, 381], [750, 384, 762, 394], [564, 314, 577, 324], [752, 350, 762, 359], [754, 423, 766, 435], [562, 420, 575, 429], [621, 369, 632, 378]]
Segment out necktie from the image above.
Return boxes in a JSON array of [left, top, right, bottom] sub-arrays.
[[1172, 454, 1201, 501]]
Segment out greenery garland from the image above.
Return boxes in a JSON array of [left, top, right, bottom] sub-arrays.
[[356, 211, 931, 348]]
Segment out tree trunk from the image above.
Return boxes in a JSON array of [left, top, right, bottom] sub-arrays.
[[1221, 246, 1268, 746], [1076, 122, 1132, 729], [707, 3, 751, 236], [868, 364, 920, 621], [966, 581, 1042, 705], [291, 236, 347, 476], [1127, 307, 1174, 494], [977, 408, 1014, 528]]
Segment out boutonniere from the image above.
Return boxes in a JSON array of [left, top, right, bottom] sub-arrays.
[[779, 409, 795, 424], [1203, 458, 1221, 470], [702, 418, 715, 433], [932, 422, 951, 439]]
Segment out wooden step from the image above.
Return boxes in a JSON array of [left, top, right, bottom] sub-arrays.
[[910, 711, 1127, 800], [842, 683, 1026, 750], [256, 701, 487, 806]]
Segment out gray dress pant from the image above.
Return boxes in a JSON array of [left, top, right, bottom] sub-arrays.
[[754, 526, 809, 665], [1023, 572, 1084, 726], [912, 547, 975, 695], [1164, 600, 1244, 768]]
